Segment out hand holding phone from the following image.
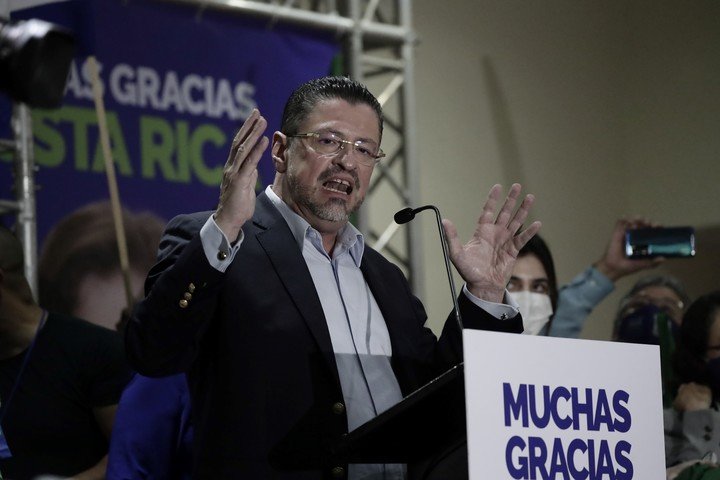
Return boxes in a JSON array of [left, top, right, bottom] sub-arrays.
[[595, 219, 663, 281], [625, 226, 696, 259]]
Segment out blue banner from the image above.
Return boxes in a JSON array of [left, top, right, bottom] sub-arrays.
[[1, 0, 339, 239]]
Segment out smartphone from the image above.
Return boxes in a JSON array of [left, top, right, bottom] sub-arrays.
[[625, 226, 696, 258]]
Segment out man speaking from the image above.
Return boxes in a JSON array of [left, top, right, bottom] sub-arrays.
[[126, 76, 540, 479]]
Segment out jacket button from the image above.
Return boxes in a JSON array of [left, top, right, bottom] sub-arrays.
[[217, 250, 228, 260], [704, 433, 712, 441], [179, 299, 188, 308], [188, 283, 196, 293], [330, 466, 344, 478], [332, 402, 345, 415], [705, 425, 713, 433], [184, 292, 193, 301]]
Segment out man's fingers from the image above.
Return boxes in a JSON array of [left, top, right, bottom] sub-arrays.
[[226, 110, 267, 174], [231, 109, 260, 148], [235, 115, 267, 167], [220, 135, 268, 203], [494, 183, 521, 228], [478, 184, 502, 225], [506, 193, 535, 236], [238, 136, 270, 178], [442, 218, 461, 260], [513, 221, 542, 253]]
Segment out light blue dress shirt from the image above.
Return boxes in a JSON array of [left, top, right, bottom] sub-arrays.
[[199, 186, 520, 479]]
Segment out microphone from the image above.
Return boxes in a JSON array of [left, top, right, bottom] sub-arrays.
[[393, 207, 416, 225], [394, 205, 463, 331]]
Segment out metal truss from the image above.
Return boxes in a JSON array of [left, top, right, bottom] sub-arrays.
[[0, 104, 39, 295], [1, 0, 423, 294]]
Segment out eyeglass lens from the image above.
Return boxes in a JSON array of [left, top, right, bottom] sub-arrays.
[[309, 132, 380, 163]]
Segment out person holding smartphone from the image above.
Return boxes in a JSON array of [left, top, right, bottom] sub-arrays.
[[508, 218, 670, 338]]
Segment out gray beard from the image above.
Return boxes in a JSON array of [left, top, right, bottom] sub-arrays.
[[286, 173, 363, 223]]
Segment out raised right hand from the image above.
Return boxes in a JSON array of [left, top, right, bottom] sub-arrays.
[[214, 109, 269, 241]]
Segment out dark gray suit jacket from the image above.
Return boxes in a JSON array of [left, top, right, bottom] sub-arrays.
[[125, 192, 522, 479]]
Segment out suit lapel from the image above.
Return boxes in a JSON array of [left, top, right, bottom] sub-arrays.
[[252, 193, 340, 385]]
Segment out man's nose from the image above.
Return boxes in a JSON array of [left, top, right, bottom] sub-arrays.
[[332, 146, 357, 170]]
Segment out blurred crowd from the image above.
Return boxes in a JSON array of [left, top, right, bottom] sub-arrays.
[[0, 203, 716, 480]]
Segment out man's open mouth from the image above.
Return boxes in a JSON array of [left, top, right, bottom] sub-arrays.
[[323, 178, 353, 195]]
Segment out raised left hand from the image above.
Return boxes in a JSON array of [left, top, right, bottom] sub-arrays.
[[443, 183, 541, 303]]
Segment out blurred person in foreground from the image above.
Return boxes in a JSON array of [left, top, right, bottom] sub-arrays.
[[665, 291, 720, 475], [106, 303, 192, 480], [38, 200, 165, 331], [125, 76, 541, 479], [613, 272, 690, 406], [106, 363, 193, 480], [33, 201, 191, 479], [0, 226, 131, 479]]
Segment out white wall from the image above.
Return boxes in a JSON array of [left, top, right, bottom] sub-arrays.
[[410, 0, 720, 338]]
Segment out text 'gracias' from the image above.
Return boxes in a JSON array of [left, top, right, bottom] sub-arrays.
[[503, 383, 633, 480]]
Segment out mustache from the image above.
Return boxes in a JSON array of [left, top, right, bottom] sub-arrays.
[[318, 166, 360, 189]]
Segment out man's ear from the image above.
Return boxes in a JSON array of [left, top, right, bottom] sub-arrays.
[[272, 132, 288, 174]]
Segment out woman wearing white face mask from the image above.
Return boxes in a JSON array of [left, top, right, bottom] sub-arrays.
[[506, 235, 558, 336], [509, 219, 665, 338]]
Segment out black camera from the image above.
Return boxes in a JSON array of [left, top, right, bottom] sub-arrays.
[[0, 17, 75, 108]]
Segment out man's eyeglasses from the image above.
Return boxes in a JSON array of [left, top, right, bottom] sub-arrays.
[[289, 132, 385, 167]]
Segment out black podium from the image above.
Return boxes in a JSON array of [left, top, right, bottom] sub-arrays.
[[272, 363, 468, 479], [333, 363, 465, 464]]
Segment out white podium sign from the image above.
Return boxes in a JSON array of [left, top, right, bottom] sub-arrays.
[[463, 330, 665, 480]]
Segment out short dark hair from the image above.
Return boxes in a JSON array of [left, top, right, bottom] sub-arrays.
[[280, 76, 383, 138], [518, 234, 559, 314]]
